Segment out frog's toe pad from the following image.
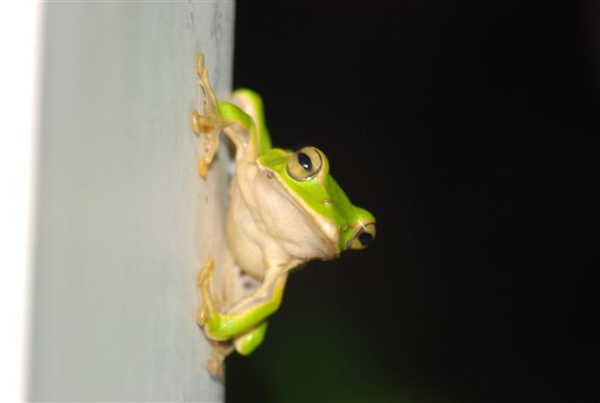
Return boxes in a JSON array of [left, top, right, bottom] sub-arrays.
[[198, 157, 210, 178], [196, 303, 207, 326], [191, 109, 215, 135], [205, 354, 224, 376], [196, 54, 206, 75]]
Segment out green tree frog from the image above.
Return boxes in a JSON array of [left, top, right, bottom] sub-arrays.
[[191, 54, 376, 375]]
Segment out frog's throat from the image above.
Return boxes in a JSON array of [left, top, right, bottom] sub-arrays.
[[257, 164, 341, 259]]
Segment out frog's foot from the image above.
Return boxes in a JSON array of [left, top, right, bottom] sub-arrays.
[[195, 53, 218, 114], [205, 340, 235, 376], [192, 108, 223, 178], [196, 257, 225, 327], [192, 53, 223, 178], [196, 258, 211, 326], [196, 258, 236, 375]]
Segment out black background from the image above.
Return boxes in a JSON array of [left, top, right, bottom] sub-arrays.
[[226, 1, 598, 402]]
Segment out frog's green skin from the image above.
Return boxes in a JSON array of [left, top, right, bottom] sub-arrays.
[[192, 54, 375, 375]]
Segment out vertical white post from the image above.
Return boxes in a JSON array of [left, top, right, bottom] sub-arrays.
[[25, 2, 234, 401], [0, 1, 41, 401]]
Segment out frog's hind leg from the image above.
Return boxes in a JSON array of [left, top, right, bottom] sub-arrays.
[[191, 53, 223, 178]]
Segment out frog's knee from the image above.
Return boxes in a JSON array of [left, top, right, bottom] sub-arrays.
[[234, 321, 268, 356]]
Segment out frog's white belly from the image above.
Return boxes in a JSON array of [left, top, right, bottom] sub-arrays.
[[226, 170, 339, 280]]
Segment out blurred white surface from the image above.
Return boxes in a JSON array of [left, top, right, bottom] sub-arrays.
[[0, 1, 41, 401], [25, 2, 234, 401]]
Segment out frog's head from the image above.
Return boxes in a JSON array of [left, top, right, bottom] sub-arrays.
[[258, 146, 376, 256]]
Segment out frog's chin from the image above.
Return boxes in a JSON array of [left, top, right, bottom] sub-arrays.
[[278, 213, 340, 262], [253, 170, 340, 261]]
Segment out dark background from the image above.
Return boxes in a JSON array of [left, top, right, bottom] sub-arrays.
[[226, 1, 598, 402]]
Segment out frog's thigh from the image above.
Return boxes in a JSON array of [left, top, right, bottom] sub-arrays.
[[234, 321, 268, 356]]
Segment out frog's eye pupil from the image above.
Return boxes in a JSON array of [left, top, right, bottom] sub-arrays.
[[286, 147, 323, 181], [358, 232, 373, 247], [297, 152, 312, 171]]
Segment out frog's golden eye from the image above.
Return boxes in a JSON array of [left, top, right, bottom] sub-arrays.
[[286, 147, 323, 181], [348, 222, 376, 250]]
